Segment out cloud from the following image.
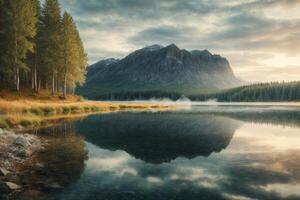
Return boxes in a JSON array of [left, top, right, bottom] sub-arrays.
[[60, 0, 300, 81], [128, 26, 198, 46]]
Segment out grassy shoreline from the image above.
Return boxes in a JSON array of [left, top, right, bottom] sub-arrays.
[[0, 97, 178, 129]]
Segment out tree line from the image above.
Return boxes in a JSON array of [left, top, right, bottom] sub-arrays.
[[190, 81, 300, 102], [78, 81, 300, 101], [0, 0, 87, 96]]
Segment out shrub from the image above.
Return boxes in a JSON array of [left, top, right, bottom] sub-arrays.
[[42, 106, 55, 116], [22, 108, 29, 114], [70, 106, 82, 114], [84, 106, 91, 112], [0, 118, 9, 129], [30, 107, 44, 116], [20, 119, 32, 127], [62, 107, 71, 114], [55, 107, 63, 115], [91, 106, 100, 112], [20, 119, 41, 127]]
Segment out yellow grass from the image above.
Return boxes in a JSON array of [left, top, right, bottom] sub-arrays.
[[0, 97, 179, 129]]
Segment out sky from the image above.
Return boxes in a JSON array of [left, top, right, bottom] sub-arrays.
[[59, 0, 300, 82]]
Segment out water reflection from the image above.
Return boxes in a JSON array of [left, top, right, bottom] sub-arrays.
[[186, 105, 300, 128], [23, 106, 300, 200], [16, 133, 88, 200], [75, 113, 241, 163]]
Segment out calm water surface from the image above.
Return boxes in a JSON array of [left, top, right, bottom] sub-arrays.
[[28, 105, 300, 200]]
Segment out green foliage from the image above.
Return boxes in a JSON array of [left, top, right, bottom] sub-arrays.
[[30, 107, 44, 116], [42, 106, 55, 116], [0, 0, 8, 88], [77, 82, 219, 100], [38, 0, 62, 93], [0, 118, 9, 128], [62, 106, 71, 114], [70, 106, 82, 114], [61, 12, 87, 97], [1, 0, 39, 91], [20, 119, 33, 127], [190, 81, 300, 102], [0, 0, 87, 95], [91, 106, 100, 112], [83, 106, 91, 112]]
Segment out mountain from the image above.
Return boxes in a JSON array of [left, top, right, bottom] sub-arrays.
[[77, 44, 244, 100]]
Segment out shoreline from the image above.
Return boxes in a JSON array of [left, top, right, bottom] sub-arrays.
[[0, 128, 44, 199], [0, 98, 185, 129], [0, 99, 186, 199]]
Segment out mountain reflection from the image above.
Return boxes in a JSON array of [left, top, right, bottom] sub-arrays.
[[25, 106, 300, 200], [75, 112, 241, 163]]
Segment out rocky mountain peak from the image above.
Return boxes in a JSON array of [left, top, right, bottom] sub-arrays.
[[78, 44, 244, 100], [143, 44, 163, 51]]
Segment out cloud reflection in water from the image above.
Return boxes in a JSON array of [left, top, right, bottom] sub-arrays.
[[48, 108, 300, 200]]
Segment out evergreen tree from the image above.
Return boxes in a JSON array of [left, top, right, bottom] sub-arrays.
[[3, 0, 38, 91], [39, 0, 62, 94], [29, 0, 41, 92], [0, 0, 8, 88], [71, 24, 87, 91], [0, 0, 87, 95], [61, 12, 87, 97]]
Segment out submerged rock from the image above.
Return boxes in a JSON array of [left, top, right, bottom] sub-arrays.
[[48, 182, 64, 190], [0, 181, 20, 192], [5, 182, 21, 190]]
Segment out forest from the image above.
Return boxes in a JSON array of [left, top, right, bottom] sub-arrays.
[[1, 0, 298, 102], [82, 81, 300, 102], [0, 0, 87, 97], [190, 81, 300, 102]]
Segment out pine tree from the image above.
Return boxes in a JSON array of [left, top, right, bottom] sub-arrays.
[[0, 0, 8, 88], [61, 12, 87, 97], [29, 0, 41, 92], [71, 25, 87, 91], [3, 0, 38, 91], [0, 0, 87, 94], [39, 0, 62, 94]]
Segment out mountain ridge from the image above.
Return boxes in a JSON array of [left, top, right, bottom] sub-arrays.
[[78, 44, 244, 100]]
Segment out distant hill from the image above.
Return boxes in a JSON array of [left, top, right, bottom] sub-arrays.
[[77, 44, 244, 100]]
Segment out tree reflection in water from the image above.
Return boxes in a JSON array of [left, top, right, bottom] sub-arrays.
[[12, 106, 300, 200], [16, 131, 87, 200]]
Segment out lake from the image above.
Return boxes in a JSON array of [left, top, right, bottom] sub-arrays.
[[23, 104, 300, 200]]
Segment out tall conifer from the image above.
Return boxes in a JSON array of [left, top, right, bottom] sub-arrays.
[[2, 0, 38, 91], [61, 12, 87, 97], [39, 0, 62, 94], [0, 0, 8, 88]]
